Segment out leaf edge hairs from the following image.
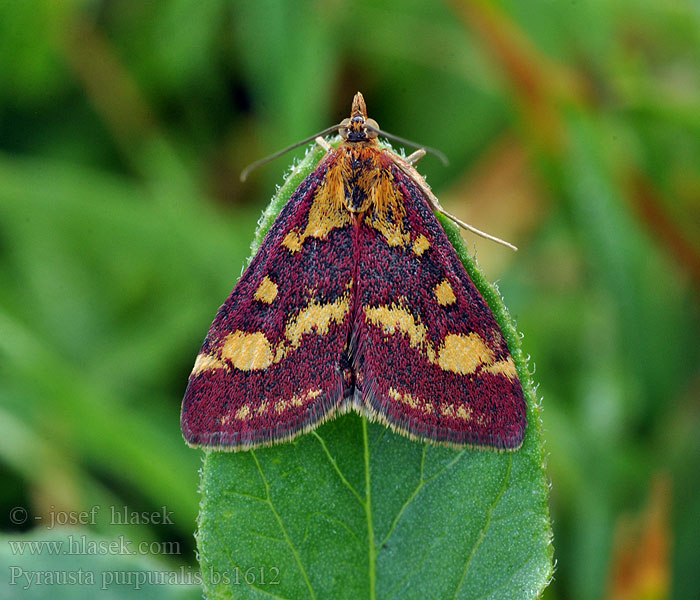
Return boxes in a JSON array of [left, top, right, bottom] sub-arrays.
[[181, 93, 527, 452]]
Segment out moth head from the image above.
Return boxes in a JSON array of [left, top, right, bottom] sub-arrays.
[[339, 92, 380, 142]]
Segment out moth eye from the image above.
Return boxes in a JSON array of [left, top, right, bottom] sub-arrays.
[[338, 118, 351, 139], [365, 118, 380, 139]]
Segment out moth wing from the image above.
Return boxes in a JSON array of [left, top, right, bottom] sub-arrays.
[[182, 157, 354, 449], [352, 159, 527, 449]]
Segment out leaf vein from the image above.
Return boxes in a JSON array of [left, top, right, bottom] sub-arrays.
[[251, 450, 317, 600], [423, 449, 466, 484], [220, 537, 294, 600], [223, 489, 268, 503], [311, 430, 365, 506], [363, 418, 377, 600], [370, 427, 388, 450], [452, 456, 513, 600], [381, 448, 465, 548], [379, 445, 427, 548], [248, 531, 286, 544], [309, 511, 365, 547], [385, 536, 440, 600]]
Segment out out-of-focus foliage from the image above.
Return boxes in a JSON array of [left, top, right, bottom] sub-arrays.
[[0, 1, 698, 599]]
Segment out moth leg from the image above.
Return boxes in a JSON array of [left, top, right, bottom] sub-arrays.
[[405, 148, 426, 166], [315, 136, 333, 153]]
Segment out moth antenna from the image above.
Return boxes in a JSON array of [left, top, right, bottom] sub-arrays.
[[440, 211, 519, 252], [364, 124, 449, 166], [240, 123, 343, 182]]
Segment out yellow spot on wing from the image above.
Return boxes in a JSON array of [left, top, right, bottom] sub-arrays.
[[437, 333, 495, 375], [363, 304, 428, 350], [456, 405, 472, 420], [208, 292, 351, 375], [235, 405, 251, 419], [285, 295, 350, 346], [254, 276, 278, 304], [282, 231, 302, 253], [437, 402, 472, 421], [273, 389, 322, 414], [364, 303, 518, 383], [220, 331, 274, 371], [282, 160, 352, 254], [389, 387, 434, 414], [434, 279, 456, 306], [412, 235, 430, 256], [484, 357, 518, 380], [290, 388, 322, 408], [403, 393, 418, 409], [191, 353, 226, 375]]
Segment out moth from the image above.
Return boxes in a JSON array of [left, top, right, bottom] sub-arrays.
[[181, 93, 526, 451]]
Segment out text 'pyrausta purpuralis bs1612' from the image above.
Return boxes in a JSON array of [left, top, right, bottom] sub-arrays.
[[181, 93, 527, 451]]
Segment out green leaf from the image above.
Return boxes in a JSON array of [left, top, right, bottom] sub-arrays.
[[0, 528, 200, 600], [195, 146, 553, 599]]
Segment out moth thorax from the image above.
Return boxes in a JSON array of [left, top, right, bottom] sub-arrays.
[[345, 185, 371, 214], [342, 150, 375, 214]]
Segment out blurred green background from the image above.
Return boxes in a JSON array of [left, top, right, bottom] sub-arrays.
[[1, 0, 699, 598]]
